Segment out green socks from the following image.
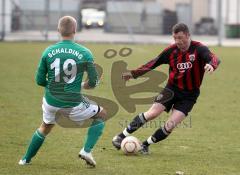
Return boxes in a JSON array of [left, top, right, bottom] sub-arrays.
[[84, 119, 105, 153], [21, 120, 104, 162], [22, 130, 45, 162]]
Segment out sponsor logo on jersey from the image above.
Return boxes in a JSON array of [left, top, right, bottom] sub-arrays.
[[177, 62, 192, 73]]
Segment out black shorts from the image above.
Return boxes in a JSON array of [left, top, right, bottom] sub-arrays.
[[154, 85, 200, 116]]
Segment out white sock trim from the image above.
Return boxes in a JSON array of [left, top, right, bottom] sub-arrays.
[[123, 128, 130, 137], [35, 130, 45, 139], [147, 136, 154, 144]]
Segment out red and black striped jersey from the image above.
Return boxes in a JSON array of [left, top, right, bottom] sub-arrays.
[[131, 41, 220, 91]]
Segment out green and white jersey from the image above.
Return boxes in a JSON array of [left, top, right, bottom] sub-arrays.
[[36, 40, 98, 108]]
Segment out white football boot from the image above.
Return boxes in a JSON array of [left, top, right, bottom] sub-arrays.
[[79, 148, 96, 167], [18, 159, 30, 165]]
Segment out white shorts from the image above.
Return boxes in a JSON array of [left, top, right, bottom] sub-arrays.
[[42, 98, 100, 124]]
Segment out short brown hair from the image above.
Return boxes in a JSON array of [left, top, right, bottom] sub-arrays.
[[172, 23, 190, 34], [58, 16, 77, 37]]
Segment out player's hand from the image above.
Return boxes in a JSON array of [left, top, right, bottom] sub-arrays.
[[122, 72, 133, 81], [204, 64, 214, 74], [81, 81, 92, 89]]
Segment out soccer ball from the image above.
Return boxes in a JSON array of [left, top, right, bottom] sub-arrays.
[[121, 136, 141, 155]]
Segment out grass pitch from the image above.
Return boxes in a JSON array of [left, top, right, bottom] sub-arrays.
[[0, 42, 239, 175]]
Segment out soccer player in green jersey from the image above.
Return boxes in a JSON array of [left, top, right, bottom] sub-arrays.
[[19, 16, 106, 167]]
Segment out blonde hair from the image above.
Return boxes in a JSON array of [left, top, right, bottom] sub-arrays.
[[58, 16, 77, 37]]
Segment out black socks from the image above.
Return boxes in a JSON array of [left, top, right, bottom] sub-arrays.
[[143, 125, 171, 146], [118, 113, 147, 139], [126, 113, 147, 134]]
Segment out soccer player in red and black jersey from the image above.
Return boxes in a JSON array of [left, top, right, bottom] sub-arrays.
[[112, 23, 220, 154]]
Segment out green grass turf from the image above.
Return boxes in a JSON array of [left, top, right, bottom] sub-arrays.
[[0, 42, 239, 175]]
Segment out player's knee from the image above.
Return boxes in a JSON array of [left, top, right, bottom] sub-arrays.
[[98, 107, 107, 119], [165, 120, 176, 132], [39, 123, 54, 136]]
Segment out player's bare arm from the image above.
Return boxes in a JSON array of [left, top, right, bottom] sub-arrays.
[[122, 72, 133, 81], [81, 80, 95, 89]]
